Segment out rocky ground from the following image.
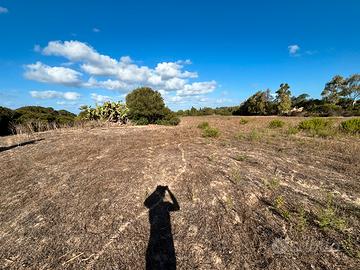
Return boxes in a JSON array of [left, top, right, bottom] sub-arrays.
[[0, 116, 359, 269]]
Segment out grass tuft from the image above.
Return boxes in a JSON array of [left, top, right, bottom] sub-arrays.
[[268, 119, 285, 128], [340, 118, 360, 134]]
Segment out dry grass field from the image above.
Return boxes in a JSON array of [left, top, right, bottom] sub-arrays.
[[0, 116, 359, 269]]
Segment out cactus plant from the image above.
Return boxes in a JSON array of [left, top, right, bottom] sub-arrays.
[[79, 101, 129, 124]]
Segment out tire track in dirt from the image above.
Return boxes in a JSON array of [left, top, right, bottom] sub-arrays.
[[84, 143, 187, 269]]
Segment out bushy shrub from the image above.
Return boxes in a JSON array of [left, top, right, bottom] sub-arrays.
[[268, 119, 285, 128], [134, 117, 149, 125], [202, 127, 220, 138], [197, 121, 209, 129], [340, 118, 360, 134], [298, 118, 334, 137], [0, 106, 14, 136], [126, 87, 180, 125], [155, 115, 180, 126]]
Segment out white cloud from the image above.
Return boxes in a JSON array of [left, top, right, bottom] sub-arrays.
[[0, 6, 8, 14], [176, 81, 217, 96], [26, 40, 218, 100], [288, 44, 300, 56], [30, 90, 80, 100], [90, 93, 113, 103], [84, 77, 130, 90], [25, 62, 82, 86], [93, 28, 100, 33]]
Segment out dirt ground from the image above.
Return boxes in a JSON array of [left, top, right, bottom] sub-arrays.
[[0, 116, 359, 269]]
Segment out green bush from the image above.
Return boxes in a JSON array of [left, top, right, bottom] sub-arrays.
[[298, 118, 334, 137], [197, 121, 209, 129], [268, 119, 285, 128], [126, 87, 166, 123], [1, 106, 76, 135], [0, 106, 14, 136], [202, 127, 220, 138], [126, 87, 179, 125], [340, 118, 360, 134], [134, 117, 149, 125], [155, 116, 180, 126]]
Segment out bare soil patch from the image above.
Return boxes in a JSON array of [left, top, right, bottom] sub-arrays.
[[1, 116, 359, 269]]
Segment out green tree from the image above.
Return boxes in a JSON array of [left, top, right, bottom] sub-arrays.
[[275, 83, 292, 114], [321, 75, 346, 104], [237, 90, 272, 115], [126, 87, 166, 123], [0, 106, 14, 136], [125, 87, 179, 125], [292, 93, 310, 107], [341, 74, 360, 106]]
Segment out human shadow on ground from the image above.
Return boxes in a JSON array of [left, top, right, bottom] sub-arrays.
[[0, 138, 44, 153], [144, 185, 180, 270]]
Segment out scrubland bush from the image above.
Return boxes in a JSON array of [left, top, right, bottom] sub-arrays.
[[0, 107, 14, 136], [268, 119, 285, 128], [126, 87, 180, 125], [340, 118, 360, 134], [298, 118, 335, 137], [202, 127, 220, 138]]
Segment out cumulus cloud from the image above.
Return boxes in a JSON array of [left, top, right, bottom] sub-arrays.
[[288, 44, 300, 56], [176, 81, 217, 96], [93, 28, 100, 33], [26, 40, 218, 100], [25, 62, 82, 86], [30, 90, 80, 100], [91, 93, 113, 103], [0, 6, 8, 14]]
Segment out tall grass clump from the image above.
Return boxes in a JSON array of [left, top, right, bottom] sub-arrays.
[[298, 118, 334, 137], [268, 119, 285, 128], [202, 127, 220, 138], [340, 118, 360, 134]]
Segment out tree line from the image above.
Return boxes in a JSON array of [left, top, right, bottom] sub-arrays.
[[176, 74, 359, 117]]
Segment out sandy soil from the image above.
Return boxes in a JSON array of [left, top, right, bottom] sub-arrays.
[[0, 116, 359, 269]]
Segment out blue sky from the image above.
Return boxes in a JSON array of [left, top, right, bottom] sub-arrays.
[[0, 0, 359, 113]]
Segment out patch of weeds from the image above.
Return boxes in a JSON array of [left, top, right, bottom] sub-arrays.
[[197, 121, 209, 129], [268, 119, 285, 129], [239, 118, 249, 125], [286, 126, 299, 135], [233, 154, 247, 161], [341, 234, 360, 258], [340, 118, 360, 134], [296, 206, 308, 231], [248, 129, 262, 141], [317, 193, 346, 231], [202, 126, 220, 138], [265, 177, 280, 190], [273, 195, 291, 220], [298, 118, 335, 137]]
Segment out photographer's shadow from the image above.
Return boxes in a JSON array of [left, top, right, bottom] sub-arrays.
[[144, 185, 180, 270]]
